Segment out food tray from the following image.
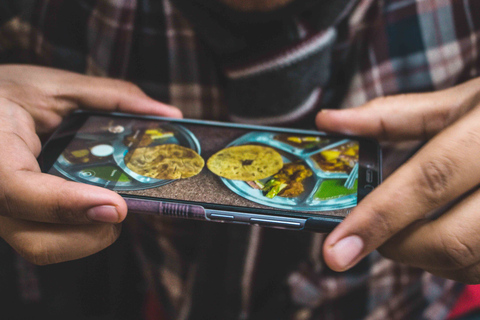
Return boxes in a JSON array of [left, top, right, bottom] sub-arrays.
[[220, 132, 359, 211], [53, 119, 201, 191]]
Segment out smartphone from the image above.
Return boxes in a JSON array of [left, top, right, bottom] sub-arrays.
[[39, 111, 381, 232]]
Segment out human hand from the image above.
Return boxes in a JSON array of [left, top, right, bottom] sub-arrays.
[[316, 78, 480, 283], [0, 65, 181, 265]]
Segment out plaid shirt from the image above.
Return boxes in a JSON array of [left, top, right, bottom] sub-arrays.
[[1, 0, 479, 319]]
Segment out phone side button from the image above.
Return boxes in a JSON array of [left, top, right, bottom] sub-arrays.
[[209, 213, 235, 220], [249, 218, 302, 228], [366, 169, 373, 183]]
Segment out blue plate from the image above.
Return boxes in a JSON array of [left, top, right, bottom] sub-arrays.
[[220, 132, 358, 212], [54, 122, 201, 191]]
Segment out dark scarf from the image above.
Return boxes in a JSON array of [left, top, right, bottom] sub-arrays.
[[172, 0, 357, 127]]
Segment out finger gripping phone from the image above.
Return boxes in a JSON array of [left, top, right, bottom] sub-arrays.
[[39, 111, 381, 232]]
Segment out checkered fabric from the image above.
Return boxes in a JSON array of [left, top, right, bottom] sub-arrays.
[[1, 0, 479, 319]]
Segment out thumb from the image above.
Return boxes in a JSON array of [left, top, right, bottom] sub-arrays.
[[3, 170, 127, 224], [0, 101, 127, 225]]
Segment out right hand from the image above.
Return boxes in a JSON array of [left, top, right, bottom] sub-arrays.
[[0, 65, 182, 265], [316, 77, 480, 283]]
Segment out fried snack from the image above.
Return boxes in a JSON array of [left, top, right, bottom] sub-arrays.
[[124, 128, 174, 148], [311, 142, 359, 173], [263, 162, 313, 198], [126, 144, 204, 179], [207, 145, 283, 181], [274, 134, 329, 149]]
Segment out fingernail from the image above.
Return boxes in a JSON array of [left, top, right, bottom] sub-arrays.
[[87, 205, 119, 223], [330, 235, 364, 270]]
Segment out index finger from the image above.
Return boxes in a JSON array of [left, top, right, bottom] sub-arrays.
[[322, 106, 480, 271], [315, 78, 480, 141]]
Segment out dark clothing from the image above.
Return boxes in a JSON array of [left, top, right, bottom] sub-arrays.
[[2, 0, 480, 319]]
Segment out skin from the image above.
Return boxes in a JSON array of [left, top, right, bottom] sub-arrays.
[[2, 2, 480, 286], [0, 65, 181, 265], [316, 78, 480, 284], [4, 64, 480, 284], [215, 0, 480, 284], [0, 0, 293, 266]]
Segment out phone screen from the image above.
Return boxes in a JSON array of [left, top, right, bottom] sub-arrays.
[[44, 114, 379, 218]]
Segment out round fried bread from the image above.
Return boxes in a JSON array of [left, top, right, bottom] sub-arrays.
[[126, 144, 204, 179], [207, 145, 283, 181]]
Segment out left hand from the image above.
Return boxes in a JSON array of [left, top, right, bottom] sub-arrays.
[[316, 77, 480, 283], [0, 65, 182, 265]]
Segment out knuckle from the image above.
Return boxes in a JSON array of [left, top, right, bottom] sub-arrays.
[[430, 107, 453, 133], [48, 204, 82, 224], [364, 97, 396, 139], [116, 80, 143, 95], [416, 157, 455, 206], [438, 231, 477, 270], [48, 198, 71, 223]]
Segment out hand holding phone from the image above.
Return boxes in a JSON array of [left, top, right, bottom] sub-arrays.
[[0, 65, 181, 265], [317, 78, 480, 283]]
